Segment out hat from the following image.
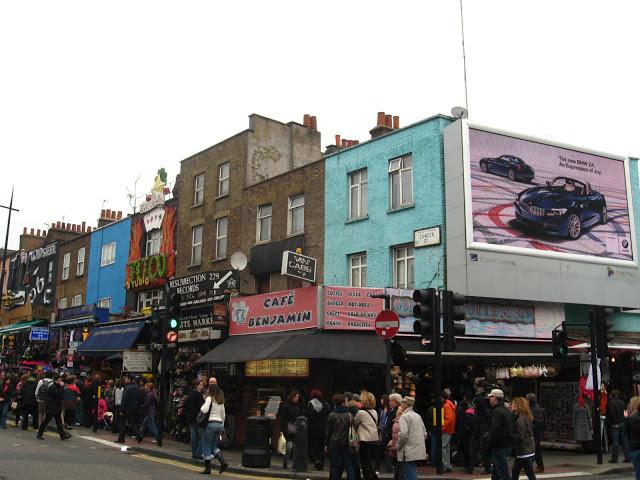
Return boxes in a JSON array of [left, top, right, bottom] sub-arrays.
[[403, 396, 415, 407], [488, 389, 504, 399]]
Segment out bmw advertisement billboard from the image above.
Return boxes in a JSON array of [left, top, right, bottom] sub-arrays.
[[467, 127, 635, 265]]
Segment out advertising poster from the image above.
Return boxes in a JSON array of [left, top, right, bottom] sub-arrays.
[[463, 301, 562, 339], [385, 287, 419, 333], [323, 286, 384, 330], [469, 128, 633, 262], [230, 287, 318, 335]]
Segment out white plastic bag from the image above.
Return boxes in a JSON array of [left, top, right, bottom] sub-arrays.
[[277, 432, 287, 455]]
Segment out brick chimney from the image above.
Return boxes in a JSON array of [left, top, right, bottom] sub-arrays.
[[369, 111, 398, 139], [97, 209, 117, 228]]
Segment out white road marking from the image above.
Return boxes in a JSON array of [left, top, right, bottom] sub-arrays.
[[78, 435, 127, 449]]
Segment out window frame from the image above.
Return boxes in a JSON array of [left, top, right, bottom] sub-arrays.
[[137, 289, 163, 311], [287, 194, 305, 235], [256, 204, 272, 243], [348, 253, 367, 287], [348, 169, 368, 220], [191, 225, 203, 266], [72, 294, 83, 307], [101, 242, 116, 267], [389, 154, 413, 210], [145, 229, 162, 257], [193, 173, 205, 206], [76, 247, 85, 276], [58, 297, 67, 310], [97, 297, 112, 310], [215, 217, 228, 260], [62, 252, 71, 280], [393, 245, 415, 289], [218, 162, 230, 197]]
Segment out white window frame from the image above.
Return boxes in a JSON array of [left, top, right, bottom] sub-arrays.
[[97, 297, 112, 310], [218, 162, 230, 197], [256, 204, 272, 243], [101, 242, 116, 266], [215, 217, 228, 260], [62, 253, 70, 280], [349, 253, 367, 287], [348, 169, 368, 220], [47, 260, 54, 284], [287, 194, 305, 235], [137, 289, 163, 311], [389, 154, 413, 209], [77, 247, 85, 276], [393, 245, 415, 289], [72, 294, 82, 307], [191, 225, 203, 266], [194, 173, 205, 206], [146, 229, 162, 257], [58, 297, 67, 310]]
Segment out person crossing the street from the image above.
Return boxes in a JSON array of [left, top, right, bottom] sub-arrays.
[[36, 375, 71, 441]]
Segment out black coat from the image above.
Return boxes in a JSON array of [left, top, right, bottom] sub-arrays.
[[45, 383, 64, 415], [184, 389, 205, 425], [21, 378, 38, 407], [279, 401, 304, 440], [488, 403, 514, 450], [306, 399, 330, 439], [120, 384, 142, 414]]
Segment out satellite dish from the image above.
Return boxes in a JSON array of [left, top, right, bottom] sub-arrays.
[[230, 251, 248, 271], [451, 106, 468, 119]]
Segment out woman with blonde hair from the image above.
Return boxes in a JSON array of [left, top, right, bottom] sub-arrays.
[[354, 391, 379, 480], [199, 384, 227, 474], [511, 397, 537, 480]]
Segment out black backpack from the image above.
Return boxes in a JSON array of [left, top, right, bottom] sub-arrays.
[[37, 379, 52, 402]]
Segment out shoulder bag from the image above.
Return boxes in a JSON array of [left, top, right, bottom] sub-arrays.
[[348, 413, 360, 453], [196, 398, 212, 428]]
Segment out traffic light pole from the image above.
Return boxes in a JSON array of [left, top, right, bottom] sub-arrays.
[[157, 309, 168, 447], [434, 291, 443, 475], [589, 309, 602, 465]]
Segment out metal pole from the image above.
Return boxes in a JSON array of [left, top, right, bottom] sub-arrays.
[[589, 309, 602, 464], [157, 308, 168, 447], [434, 291, 443, 475], [385, 339, 392, 393], [0, 187, 19, 297]]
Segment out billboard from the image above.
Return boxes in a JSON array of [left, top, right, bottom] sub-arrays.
[[467, 127, 635, 265]]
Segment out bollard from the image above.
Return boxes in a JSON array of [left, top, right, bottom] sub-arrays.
[[293, 415, 308, 472]]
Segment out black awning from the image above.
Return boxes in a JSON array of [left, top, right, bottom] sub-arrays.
[[196, 329, 386, 365]]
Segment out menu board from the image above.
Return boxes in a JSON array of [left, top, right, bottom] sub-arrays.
[[245, 359, 309, 378]]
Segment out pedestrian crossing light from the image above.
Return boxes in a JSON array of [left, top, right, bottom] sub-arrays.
[[443, 290, 466, 352], [166, 292, 182, 332], [552, 325, 568, 360], [595, 306, 615, 358], [413, 288, 438, 347]]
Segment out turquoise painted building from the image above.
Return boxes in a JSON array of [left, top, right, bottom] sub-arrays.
[[86, 217, 131, 314], [324, 115, 452, 290]]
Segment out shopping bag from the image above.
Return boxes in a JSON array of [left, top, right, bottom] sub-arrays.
[[277, 432, 287, 455]]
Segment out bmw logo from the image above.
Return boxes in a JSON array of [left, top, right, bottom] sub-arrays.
[[470, 253, 478, 262], [622, 239, 629, 249]]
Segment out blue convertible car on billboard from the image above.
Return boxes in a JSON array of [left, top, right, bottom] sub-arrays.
[[514, 176, 608, 240], [479, 154, 535, 182]]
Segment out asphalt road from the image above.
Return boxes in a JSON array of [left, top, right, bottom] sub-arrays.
[[0, 426, 270, 480]]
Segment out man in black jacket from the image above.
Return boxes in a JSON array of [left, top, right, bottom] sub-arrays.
[[183, 380, 205, 459], [487, 389, 513, 480], [36, 375, 71, 440], [607, 389, 630, 463], [527, 393, 547, 472], [116, 376, 142, 443]]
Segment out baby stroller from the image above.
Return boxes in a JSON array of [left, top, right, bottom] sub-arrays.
[[97, 398, 113, 431]]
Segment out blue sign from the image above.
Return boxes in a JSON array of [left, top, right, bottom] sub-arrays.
[[29, 327, 50, 342]]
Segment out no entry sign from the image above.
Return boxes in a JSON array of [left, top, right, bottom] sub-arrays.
[[375, 310, 400, 339]]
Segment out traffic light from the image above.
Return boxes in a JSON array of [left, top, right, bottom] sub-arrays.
[[150, 307, 162, 344], [552, 325, 568, 360], [595, 306, 615, 358], [413, 288, 438, 346], [442, 290, 467, 351], [166, 292, 182, 330]]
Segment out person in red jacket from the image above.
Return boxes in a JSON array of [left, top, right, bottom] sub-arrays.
[[441, 390, 456, 473]]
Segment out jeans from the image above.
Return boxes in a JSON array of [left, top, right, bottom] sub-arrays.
[[610, 423, 630, 462], [0, 402, 9, 428], [329, 446, 356, 480], [441, 432, 452, 469], [628, 449, 640, 480], [76, 403, 85, 425], [401, 461, 417, 480], [202, 421, 224, 460], [190, 425, 203, 458], [141, 415, 159, 440], [511, 456, 536, 480], [491, 447, 512, 480]]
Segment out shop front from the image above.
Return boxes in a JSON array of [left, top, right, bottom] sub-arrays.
[[0, 319, 48, 371], [50, 304, 110, 354]]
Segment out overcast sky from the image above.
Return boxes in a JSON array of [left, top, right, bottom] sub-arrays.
[[1, 0, 638, 250]]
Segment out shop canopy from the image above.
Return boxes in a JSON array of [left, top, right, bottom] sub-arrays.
[[77, 321, 145, 356], [0, 320, 44, 335], [197, 329, 387, 365]]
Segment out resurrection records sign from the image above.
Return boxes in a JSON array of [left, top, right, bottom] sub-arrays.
[[323, 286, 385, 330], [468, 127, 635, 264]]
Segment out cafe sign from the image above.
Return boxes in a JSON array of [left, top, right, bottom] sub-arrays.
[[323, 286, 385, 331]]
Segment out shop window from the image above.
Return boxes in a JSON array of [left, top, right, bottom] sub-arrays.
[[77, 247, 85, 276], [72, 294, 82, 307], [194, 173, 205, 206], [62, 253, 70, 280], [215, 217, 228, 260], [101, 242, 116, 266], [97, 297, 112, 310], [288, 194, 304, 235], [138, 289, 163, 311], [389, 154, 413, 210], [191, 225, 203, 265], [255, 274, 270, 294], [146, 229, 162, 257], [218, 162, 230, 197], [393, 245, 415, 289], [348, 169, 368, 220], [349, 253, 367, 287], [256, 204, 272, 243]]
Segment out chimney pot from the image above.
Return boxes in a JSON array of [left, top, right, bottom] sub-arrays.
[[310, 116, 317, 131], [66, 224, 71, 231], [87, 226, 92, 232], [56, 221, 61, 229], [105, 209, 112, 219], [393, 116, 400, 129], [100, 209, 106, 218], [42, 230, 46, 237], [30, 228, 34, 235], [335, 134, 341, 146], [354, 140, 360, 145], [23, 227, 27, 234], [75, 224, 79, 232], [341, 139, 347, 147], [36, 229, 40, 236], [117, 211, 123, 220], [377, 112, 386, 126], [303, 114, 311, 127], [385, 114, 393, 128], [82, 221, 86, 232]]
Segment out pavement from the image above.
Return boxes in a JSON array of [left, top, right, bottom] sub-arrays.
[[14, 416, 636, 479]]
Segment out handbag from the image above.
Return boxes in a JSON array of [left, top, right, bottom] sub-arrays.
[[218, 430, 227, 448], [11, 401, 18, 411], [196, 400, 212, 428], [348, 414, 360, 453]]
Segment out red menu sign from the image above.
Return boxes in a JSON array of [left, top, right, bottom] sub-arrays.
[[229, 287, 319, 335], [323, 286, 385, 330]]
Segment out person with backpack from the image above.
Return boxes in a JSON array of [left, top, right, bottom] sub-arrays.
[[306, 388, 330, 471], [526, 393, 547, 473], [326, 394, 355, 480], [35, 372, 54, 427], [36, 375, 71, 441], [354, 391, 379, 480]]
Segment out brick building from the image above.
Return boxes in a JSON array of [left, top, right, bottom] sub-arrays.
[[54, 221, 93, 310]]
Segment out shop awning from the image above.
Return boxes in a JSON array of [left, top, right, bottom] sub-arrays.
[[570, 342, 640, 351], [197, 330, 387, 365], [51, 316, 96, 329], [77, 321, 145, 356], [0, 320, 44, 335]]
